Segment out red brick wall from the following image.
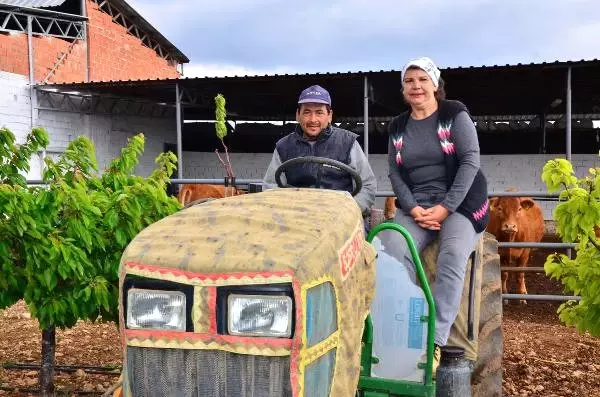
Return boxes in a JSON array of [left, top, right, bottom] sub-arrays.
[[0, 33, 31, 77], [0, 33, 86, 82], [0, 0, 180, 83], [87, 0, 180, 81]]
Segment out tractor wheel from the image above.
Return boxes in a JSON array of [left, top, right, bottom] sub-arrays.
[[471, 232, 504, 397]]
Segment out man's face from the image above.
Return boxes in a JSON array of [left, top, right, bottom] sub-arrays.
[[296, 103, 332, 138]]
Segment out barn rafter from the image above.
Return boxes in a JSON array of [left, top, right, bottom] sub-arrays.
[[89, 0, 188, 64], [0, 6, 85, 39]]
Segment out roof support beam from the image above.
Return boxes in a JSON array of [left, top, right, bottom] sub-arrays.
[[0, 8, 84, 39], [36, 89, 175, 118], [566, 67, 572, 162], [90, 0, 177, 63], [175, 83, 183, 180], [363, 75, 369, 158]]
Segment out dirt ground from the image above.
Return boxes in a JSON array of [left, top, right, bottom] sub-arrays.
[[1, 236, 599, 396]]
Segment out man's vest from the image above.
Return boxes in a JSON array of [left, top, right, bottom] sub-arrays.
[[275, 126, 357, 193]]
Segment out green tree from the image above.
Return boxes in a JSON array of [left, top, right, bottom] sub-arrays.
[[213, 93, 235, 180], [0, 127, 181, 395], [542, 157, 600, 337]]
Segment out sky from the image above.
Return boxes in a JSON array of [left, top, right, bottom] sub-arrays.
[[127, 0, 600, 78]]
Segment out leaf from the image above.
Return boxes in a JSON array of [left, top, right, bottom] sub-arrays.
[[214, 94, 228, 139]]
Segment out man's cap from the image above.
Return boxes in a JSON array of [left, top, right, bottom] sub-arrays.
[[297, 85, 331, 106]]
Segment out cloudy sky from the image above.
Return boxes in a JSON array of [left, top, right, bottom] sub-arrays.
[[128, 0, 599, 77]]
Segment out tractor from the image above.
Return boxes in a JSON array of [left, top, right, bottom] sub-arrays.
[[113, 157, 503, 396]]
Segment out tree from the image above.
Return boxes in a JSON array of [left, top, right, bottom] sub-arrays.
[[213, 93, 235, 181], [0, 127, 181, 395], [542, 157, 600, 337]]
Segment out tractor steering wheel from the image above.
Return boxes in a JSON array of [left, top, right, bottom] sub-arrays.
[[274, 156, 363, 197]]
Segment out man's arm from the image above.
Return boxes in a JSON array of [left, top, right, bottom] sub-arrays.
[[348, 141, 377, 215], [263, 150, 286, 188]]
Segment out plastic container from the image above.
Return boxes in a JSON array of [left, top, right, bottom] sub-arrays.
[[370, 236, 429, 382], [435, 346, 472, 397]]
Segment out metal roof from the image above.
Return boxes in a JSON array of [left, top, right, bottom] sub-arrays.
[[0, 0, 66, 7], [38, 58, 600, 120]]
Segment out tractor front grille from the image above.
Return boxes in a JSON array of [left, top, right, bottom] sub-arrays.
[[126, 347, 292, 397]]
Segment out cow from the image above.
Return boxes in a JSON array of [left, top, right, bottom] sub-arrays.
[[384, 196, 397, 220], [177, 184, 245, 207], [486, 195, 544, 302]]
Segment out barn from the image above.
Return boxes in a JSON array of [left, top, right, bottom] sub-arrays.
[[0, 0, 188, 177], [1, 1, 599, 221], [28, 60, 600, 220]]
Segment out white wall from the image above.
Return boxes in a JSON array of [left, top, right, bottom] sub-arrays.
[[0, 71, 176, 179], [38, 110, 177, 176], [0, 72, 32, 141], [181, 151, 600, 220]]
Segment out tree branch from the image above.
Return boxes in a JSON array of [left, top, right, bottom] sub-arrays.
[[214, 148, 233, 179], [588, 236, 600, 252]]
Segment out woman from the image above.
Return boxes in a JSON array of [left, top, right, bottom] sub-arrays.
[[382, 57, 490, 372]]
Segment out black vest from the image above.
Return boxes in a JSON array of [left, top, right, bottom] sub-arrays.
[[275, 126, 357, 193], [389, 100, 490, 233]]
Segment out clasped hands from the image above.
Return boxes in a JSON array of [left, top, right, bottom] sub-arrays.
[[409, 205, 449, 231]]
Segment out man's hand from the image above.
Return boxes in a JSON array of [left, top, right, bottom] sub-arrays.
[[414, 205, 449, 230]]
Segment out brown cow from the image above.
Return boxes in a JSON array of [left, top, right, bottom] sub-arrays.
[[486, 196, 544, 300], [384, 196, 397, 220], [177, 184, 244, 207]]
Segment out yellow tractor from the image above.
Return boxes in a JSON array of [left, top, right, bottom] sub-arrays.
[[112, 157, 502, 396]]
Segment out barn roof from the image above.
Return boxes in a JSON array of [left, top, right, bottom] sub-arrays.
[[102, 0, 189, 64], [37, 58, 600, 120], [0, 0, 66, 7]]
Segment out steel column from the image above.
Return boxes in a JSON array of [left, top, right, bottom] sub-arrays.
[[175, 83, 183, 180], [541, 113, 546, 154], [363, 75, 369, 159], [82, 0, 89, 82], [27, 16, 36, 130], [566, 67, 572, 162]]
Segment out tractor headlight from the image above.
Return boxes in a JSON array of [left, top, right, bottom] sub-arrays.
[[228, 294, 293, 337], [126, 288, 186, 331]]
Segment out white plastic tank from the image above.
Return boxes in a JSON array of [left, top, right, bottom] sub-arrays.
[[369, 235, 429, 382]]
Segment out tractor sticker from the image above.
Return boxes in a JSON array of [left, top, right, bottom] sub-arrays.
[[339, 225, 364, 280]]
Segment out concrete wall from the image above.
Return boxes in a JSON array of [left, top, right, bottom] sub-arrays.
[[37, 109, 176, 177], [0, 71, 176, 179], [0, 72, 31, 141], [181, 151, 600, 220]]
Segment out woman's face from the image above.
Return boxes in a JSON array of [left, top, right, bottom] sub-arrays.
[[402, 68, 437, 108]]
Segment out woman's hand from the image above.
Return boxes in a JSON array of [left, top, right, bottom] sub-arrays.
[[410, 206, 442, 230], [415, 205, 449, 230]]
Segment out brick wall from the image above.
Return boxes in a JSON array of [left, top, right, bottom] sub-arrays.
[[0, 32, 86, 83], [86, 1, 180, 81], [0, 33, 29, 76], [0, 0, 179, 83], [181, 151, 600, 220]]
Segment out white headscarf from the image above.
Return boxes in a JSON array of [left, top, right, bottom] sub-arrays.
[[401, 57, 441, 88]]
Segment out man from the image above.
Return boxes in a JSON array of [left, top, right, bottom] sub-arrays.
[[263, 84, 376, 216]]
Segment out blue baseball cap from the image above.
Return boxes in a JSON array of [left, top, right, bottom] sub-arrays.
[[297, 85, 331, 106]]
